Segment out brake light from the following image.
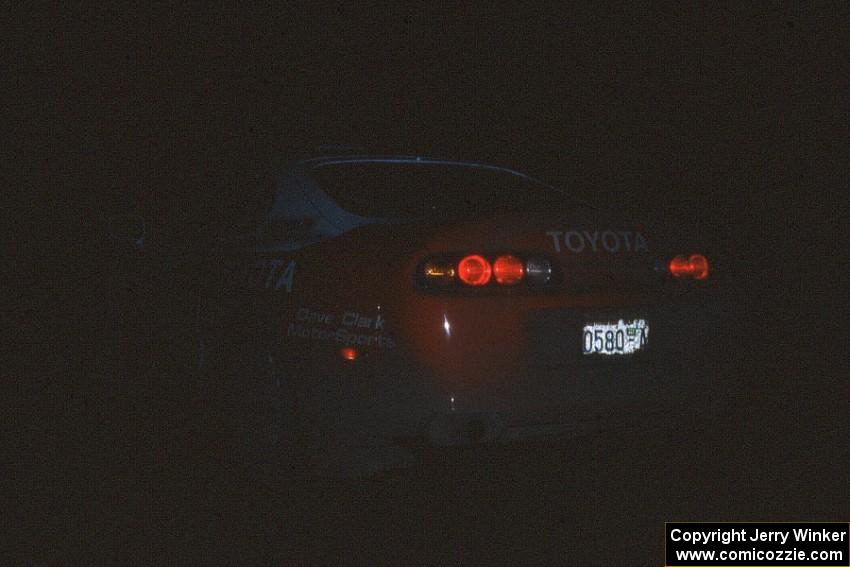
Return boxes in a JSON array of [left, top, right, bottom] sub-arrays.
[[493, 255, 524, 285], [457, 255, 492, 286], [689, 254, 709, 280], [340, 347, 358, 361], [669, 253, 709, 280]]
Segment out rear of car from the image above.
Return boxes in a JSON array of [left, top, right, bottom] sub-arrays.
[[249, 158, 734, 473]]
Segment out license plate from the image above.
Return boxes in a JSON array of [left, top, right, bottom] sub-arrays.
[[582, 319, 649, 355]]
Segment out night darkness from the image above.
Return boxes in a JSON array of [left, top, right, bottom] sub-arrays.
[[10, 4, 847, 564]]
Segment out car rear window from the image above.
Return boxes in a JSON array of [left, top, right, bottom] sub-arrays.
[[309, 162, 585, 219]]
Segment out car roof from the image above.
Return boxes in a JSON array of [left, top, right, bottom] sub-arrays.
[[290, 155, 558, 191]]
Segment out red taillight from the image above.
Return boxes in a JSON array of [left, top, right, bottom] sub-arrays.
[[689, 254, 709, 280], [457, 255, 492, 286], [493, 254, 524, 285], [669, 253, 709, 280], [340, 347, 358, 361], [668, 255, 690, 277]]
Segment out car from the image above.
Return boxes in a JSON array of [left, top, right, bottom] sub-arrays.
[[189, 154, 732, 477]]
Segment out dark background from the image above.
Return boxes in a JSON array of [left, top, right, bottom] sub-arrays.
[[10, 4, 847, 564]]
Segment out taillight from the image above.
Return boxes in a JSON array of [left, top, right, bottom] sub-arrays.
[[340, 347, 358, 361], [457, 255, 492, 286], [689, 254, 709, 279], [524, 257, 552, 285], [423, 260, 457, 286], [493, 255, 524, 285], [669, 253, 709, 280], [421, 254, 554, 288]]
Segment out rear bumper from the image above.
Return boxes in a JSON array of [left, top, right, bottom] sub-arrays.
[[422, 404, 678, 446], [303, 295, 739, 451]]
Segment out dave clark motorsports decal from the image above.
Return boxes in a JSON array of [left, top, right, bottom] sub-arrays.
[[287, 307, 396, 349]]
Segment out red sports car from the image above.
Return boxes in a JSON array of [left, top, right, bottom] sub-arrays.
[[193, 155, 731, 476]]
